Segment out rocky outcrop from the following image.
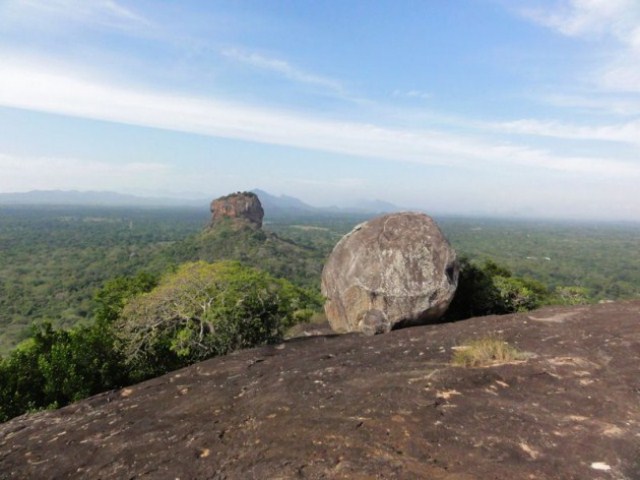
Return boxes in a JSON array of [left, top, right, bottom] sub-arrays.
[[209, 192, 264, 229], [2, 301, 640, 479], [321, 212, 459, 335]]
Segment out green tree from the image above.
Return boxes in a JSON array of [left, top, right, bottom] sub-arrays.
[[116, 261, 319, 379], [0, 338, 46, 422], [445, 258, 549, 320], [552, 286, 591, 305], [93, 271, 158, 325], [492, 275, 548, 312], [0, 321, 127, 422]]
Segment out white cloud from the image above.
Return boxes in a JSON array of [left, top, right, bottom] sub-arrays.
[[221, 48, 346, 95], [0, 153, 170, 192], [600, 59, 640, 92], [392, 89, 432, 100], [522, 0, 639, 41], [493, 118, 640, 144], [1, 54, 638, 183], [1, 0, 152, 31], [287, 177, 367, 189], [520, 0, 640, 93], [538, 92, 640, 115]]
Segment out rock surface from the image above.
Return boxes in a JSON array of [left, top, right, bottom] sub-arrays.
[[321, 212, 458, 334], [3, 301, 640, 479], [210, 192, 264, 229]]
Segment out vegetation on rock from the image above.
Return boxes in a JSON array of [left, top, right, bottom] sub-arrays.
[[451, 336, 525, 367]]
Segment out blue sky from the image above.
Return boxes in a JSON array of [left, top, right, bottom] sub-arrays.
[[0, 0, 639, 220]]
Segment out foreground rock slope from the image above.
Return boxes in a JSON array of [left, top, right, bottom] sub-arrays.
[[2, 302, 640, 479]]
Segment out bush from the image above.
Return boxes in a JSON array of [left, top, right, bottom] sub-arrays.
[[445, 258, 549, 320], [551, 286, 591, 305], [0, 321, 127, 422], [92, 272, 158, 325], [492, 275, 548, 313], [116, 261, 320, 379]]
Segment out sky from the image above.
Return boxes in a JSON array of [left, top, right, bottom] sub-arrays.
[[0, 0, 639, 220]]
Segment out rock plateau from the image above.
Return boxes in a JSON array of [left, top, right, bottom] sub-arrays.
[[209, 192, 264, 229]]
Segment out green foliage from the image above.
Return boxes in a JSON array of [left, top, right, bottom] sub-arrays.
[[2, 207, 639, 355], [445, 258, 549, 320], [0, 339, 44, 421], [439, 217, 640, 302], [93, 271, 158, 325], [168, 221, 326, 290], [550, 286, 591, 306], [0, 205, 206, 354], [116, 261, 320, 379], [1, 206, 638, 424], [492, 275, 548, 313], [0, 321, 127, 423]]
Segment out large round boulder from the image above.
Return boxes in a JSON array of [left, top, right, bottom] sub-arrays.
[[321, 212, 459, 335]]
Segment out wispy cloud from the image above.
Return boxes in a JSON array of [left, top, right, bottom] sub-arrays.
[[520, 0, 640, 92], [1, 54, 638, 180], [491, 118, 640, 145], [220, 48, 346, 95], [0, 153, 169, 192], [392, 89, 432, 101], [2, 0, 152, 31], [521, 0, 640, 44], [287, 177, 367, 189], [538, 92, 640, 116]]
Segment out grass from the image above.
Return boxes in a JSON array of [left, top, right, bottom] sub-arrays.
[[452, 336, 525, 367]]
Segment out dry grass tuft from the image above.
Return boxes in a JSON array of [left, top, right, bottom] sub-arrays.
[[452, 336, 525, 367]]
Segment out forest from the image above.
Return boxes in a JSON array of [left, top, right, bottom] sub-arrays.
[[1, 204, 639, 422], [2, 205, 640, 355]]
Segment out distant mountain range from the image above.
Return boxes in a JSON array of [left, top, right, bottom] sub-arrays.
[[0, 189, 402, 215], [251, 189, 400, 215], [0, 190, 205, 207]]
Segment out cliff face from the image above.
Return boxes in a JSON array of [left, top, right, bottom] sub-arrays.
[[2, 301, 640, 479], [209, 192, 264, 229]]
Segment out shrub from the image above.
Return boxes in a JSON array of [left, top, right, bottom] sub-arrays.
[[115, 261, 319, 379], [0, 321, 127, 422], [551, 286, 591, 305], [492, 275, 548, 313], [445, 258, 549, 320], [92, 271, 158, 325]]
